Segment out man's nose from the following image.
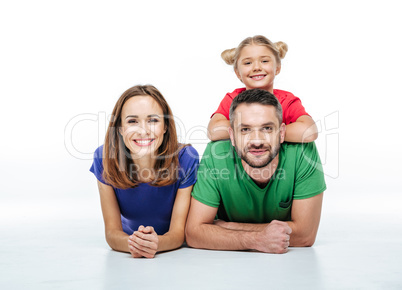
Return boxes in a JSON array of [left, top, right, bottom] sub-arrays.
[[249, 129, 265, 144]]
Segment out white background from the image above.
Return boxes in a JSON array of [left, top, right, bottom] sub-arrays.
[[1, 1, 402, 289], [0, 0, 401, 222]]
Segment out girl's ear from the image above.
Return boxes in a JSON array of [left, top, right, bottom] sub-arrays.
[[235, 68, 243, 83], [275, 65, 281, 75]]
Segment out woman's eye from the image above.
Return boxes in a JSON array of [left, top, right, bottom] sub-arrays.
[[127, 119, 137, 124], [149, 118, 159, 123]]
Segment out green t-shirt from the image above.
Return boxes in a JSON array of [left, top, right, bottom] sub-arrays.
[[192, 140, 326, 223]]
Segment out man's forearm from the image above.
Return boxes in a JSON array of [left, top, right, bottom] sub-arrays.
[[216, 220, 317, 248], [186, 223, 257, 251], [214, 220, 268, 232], [186, 220, 291, 254]]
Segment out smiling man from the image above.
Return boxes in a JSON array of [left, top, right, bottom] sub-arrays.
[[186, 89, 326, 254]]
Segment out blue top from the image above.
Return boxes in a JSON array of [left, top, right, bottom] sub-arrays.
[[90, 145, 199, 235]]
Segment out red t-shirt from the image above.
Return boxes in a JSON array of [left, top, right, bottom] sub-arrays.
[[212, 88, 309, 124]]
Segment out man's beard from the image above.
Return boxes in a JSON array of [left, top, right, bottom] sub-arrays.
[[234, 138, 281, 169]]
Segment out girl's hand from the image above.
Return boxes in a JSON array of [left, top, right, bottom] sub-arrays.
[[128, 225, 159, 258]]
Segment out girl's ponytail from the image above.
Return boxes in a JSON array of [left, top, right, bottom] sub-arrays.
[[274, 41, 288, 59], [221, 48, 236, 65]]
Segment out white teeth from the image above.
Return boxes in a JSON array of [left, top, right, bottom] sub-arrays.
[[135, 140, 153, 145], [252, 75, 265, 80]]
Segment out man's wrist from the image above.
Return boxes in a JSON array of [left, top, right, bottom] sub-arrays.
[[239, 230, 259, 251]]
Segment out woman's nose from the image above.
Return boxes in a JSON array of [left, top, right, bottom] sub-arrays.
[[136, 122, 150, 136]]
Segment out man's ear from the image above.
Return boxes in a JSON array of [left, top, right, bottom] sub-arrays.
[[229, 126, 236, 147], [279, 123, 286, 143]]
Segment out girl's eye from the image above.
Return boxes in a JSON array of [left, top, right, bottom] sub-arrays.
[[149, 118, 159, 123], [128, 119, 137, 124]]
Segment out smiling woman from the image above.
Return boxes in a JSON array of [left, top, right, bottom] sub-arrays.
[[90, 85, 199, 258]]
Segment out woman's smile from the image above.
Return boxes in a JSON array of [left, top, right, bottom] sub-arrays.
[[133, 138, 155, 146]]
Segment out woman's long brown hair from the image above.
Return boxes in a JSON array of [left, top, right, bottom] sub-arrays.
[[102, 85, 181, 189]]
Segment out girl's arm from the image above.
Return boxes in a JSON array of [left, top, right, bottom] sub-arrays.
[[97, 180, 133, 254], [284, 115, 318, 143], [129, 185, 194, 258], [207, 113, 230, 141]]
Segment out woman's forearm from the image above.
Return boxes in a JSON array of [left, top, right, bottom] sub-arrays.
[[157, 230, 185, 252], [105, 229, 131, 253]]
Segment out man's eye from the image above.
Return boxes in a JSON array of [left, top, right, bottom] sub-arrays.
[[241, 128, 250, 133], [263, 127, 273, 132]]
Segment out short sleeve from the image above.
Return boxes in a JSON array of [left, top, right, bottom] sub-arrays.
[[191, 143, 222, 208], [293, 142, 327, 199], [284, 97, 309, 124], [211, 88, 246, 119], [275, 90, 310, 124], [178, 146, 200, 189], [89, 145, 107, 184]]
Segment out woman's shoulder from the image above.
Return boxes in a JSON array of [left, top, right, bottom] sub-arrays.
[[177, 145, 199, 171], [178, 144, 199, 160], [93, 144, 104, 159]]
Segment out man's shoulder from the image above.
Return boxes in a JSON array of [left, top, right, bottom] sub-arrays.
[[204, 140, 232, 156], [281, 142, 319, 160]]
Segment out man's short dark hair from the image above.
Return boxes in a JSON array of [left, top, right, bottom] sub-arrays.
[[229, 89, 283, 127]]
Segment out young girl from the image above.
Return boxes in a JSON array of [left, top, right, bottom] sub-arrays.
[[90, 85, 199, 258], [208, 35, 318, 143]]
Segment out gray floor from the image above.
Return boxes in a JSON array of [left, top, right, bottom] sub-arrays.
[[1, 190, 401, 290]]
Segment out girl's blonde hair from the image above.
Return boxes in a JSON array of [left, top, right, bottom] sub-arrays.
[[221, 35, 288, 69]]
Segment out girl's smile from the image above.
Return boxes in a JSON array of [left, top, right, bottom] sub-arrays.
[[250, 74, 267, 81]]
